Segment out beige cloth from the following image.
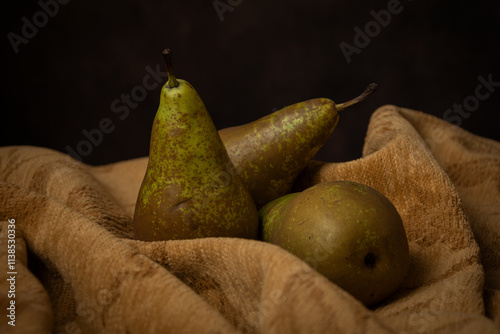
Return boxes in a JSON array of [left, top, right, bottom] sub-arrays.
[[1, 105, 499, 333]]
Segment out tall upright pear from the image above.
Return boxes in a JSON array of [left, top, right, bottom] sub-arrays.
[[133, 49, 258, 241], [219, 83, 377, 208]]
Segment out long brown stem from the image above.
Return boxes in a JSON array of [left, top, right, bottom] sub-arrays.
[[162, 49, 179, 88], [336, 83, 378, 111]]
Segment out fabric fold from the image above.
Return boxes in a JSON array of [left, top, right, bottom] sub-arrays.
[[0, 105, 499, 333]]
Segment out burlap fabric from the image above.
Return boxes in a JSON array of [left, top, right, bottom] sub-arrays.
[[1, 105, 499, 333]]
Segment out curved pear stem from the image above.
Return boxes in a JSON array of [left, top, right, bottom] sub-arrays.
[[162, 49, 179, 88], [335, 83, 378, 111]]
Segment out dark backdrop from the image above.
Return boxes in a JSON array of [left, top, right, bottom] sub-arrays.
[[2, 0, 499, 165]]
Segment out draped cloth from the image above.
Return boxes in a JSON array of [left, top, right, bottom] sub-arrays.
[[1, 105, 499, 333]]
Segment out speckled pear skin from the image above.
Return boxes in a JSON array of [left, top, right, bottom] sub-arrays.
[[133, 79, 259, 241], [259, 181, 410, 306], [219, 98, 339, 209], [219, 84, 377, 209], [258, 192, 299, 241]]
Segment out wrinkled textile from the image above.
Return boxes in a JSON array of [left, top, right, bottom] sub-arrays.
[[1, 105, 499, 333]]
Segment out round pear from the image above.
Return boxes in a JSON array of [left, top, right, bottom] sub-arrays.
[[260, 180, 410, 306]]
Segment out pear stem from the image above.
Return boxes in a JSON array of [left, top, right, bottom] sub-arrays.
[[335, 83, 378, 111], [162, 49, 179, 88]]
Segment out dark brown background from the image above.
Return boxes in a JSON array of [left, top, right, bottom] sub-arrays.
[[2, 0, 499, 165]]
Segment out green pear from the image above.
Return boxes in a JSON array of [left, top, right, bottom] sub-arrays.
[[259, 180, 410, 306], [219, 83, 377, 208], [133, 49, 258, 241]]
